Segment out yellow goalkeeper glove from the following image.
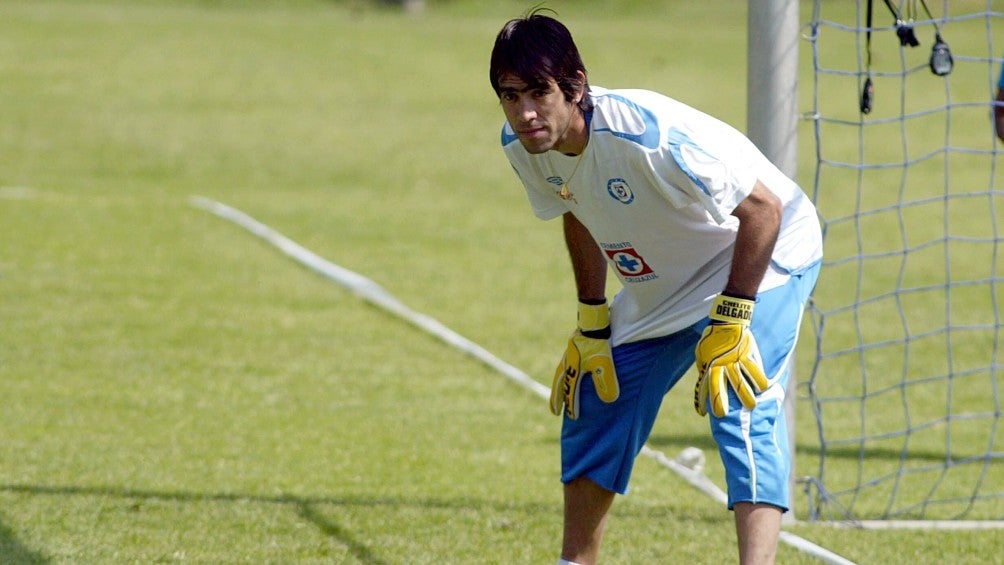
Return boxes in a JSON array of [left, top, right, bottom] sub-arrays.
[[550, 301, 620, 420], [694, 293, 769, 418]]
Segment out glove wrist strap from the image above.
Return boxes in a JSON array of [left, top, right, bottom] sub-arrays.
[[577, 300, 609, 332], [709, 293, 754, 326]]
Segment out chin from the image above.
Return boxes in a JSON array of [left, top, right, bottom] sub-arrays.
[[519, 139, 553, 154]]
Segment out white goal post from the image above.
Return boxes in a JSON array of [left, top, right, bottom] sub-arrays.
[[747, 0, 801, 521]]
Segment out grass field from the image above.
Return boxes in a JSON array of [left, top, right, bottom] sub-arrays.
[[0, 0, 1000, 562]]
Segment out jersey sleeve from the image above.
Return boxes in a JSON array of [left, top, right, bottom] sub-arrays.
[[651, 125, 759, 224]]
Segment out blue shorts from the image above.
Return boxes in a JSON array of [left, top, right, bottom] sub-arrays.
[[560, 262, 821, 510]]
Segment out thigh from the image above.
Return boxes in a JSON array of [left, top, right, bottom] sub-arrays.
[[750, 261, 822, 380], [560, 323, 704, 494], [709, 262, 821, 509]]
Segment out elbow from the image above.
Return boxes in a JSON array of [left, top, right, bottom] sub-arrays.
[[766, 191, 783, 231], [741, 182, 783, 231]]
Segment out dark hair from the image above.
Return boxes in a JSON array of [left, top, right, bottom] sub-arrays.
[[489, 8, 591, 113]]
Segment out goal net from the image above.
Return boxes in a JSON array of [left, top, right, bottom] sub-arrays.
[[803, 0, 1004, 523]]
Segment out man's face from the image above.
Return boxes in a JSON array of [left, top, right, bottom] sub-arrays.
[[497, 73, 582, 155]]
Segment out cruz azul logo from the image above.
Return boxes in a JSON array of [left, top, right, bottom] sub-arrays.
[[607, 178, 634, 204], [601, 242, 657, 282]]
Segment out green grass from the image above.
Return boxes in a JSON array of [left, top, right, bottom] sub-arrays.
[[0, 0, 1000, 563]]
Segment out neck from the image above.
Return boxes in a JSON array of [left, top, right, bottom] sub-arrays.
[[555, 108, 588, 156]]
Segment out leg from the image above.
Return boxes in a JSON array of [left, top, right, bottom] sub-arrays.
[[734, 502, 782, 565], [557, 329, 702, 563], [714, 267, 819, 564], [561, 477, 616, 565]]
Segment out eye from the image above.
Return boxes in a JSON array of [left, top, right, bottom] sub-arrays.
[[500, 91, 518, 103]]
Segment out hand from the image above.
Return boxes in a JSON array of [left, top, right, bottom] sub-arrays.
[[550, 301, 620, 419], [694, 294, 768, 418]]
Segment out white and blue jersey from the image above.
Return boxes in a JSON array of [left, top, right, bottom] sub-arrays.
[[502, 86, 823, 347]]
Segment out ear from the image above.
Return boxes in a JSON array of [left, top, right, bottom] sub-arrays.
[[572, 70, 587, 103]]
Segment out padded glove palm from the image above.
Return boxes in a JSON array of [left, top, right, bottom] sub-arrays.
[[551, 301, 620, 420]]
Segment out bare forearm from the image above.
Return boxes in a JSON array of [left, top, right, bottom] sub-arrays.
[[725, 181, 782, 299], [562, 212, 607, 302]]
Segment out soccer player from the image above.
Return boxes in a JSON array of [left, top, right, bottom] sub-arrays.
[[489, 11, 823, 565]]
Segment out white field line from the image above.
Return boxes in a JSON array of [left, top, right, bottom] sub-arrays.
[[190, 195, 857, 565], [0, 186, 38, 199], [826, 520, 1004, 530]]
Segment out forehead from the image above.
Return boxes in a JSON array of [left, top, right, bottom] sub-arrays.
[[497, 72, 554, 92]]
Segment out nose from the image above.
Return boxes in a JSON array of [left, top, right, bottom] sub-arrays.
[[517, 98, 538, 122]]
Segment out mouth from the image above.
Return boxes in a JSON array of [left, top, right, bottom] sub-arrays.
[[517, 126, 548, 138]]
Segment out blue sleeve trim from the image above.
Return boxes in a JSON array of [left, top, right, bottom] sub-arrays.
[[592, 93, 661, 150], [665, 127, 713, 197], [501, 123, 519, 147]]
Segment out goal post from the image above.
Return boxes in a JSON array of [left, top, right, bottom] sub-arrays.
[[748, 0, 800, 176], [747, 0, 801, 520]]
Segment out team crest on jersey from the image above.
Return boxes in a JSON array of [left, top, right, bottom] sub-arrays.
[[607, 178, 634, 204], [601, 242, 657, 282]]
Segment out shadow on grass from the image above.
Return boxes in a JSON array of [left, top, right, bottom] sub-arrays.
[[0, 482, 558, 564], [0, 518, 48, 564], [0, 479, 729, 561], [295, 501, 390, 565], [795, 442, 954, 463]]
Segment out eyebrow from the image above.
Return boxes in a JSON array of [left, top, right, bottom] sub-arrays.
[[498, 81, 550, 95]]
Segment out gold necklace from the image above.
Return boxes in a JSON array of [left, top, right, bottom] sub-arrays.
[[557, 151, 585, 200]]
